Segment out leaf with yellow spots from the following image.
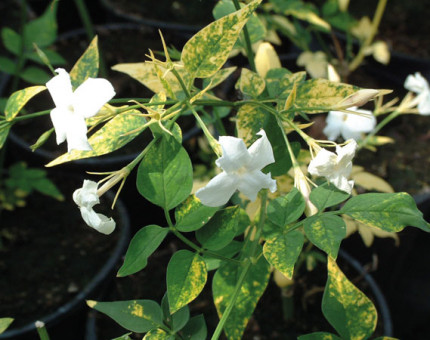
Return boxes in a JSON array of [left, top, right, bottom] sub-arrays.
[[265, 69, 306, 98], [341, 192, 430, 233], [143, 328, 174, 340], [5, 86, 46, 121], [0, 126, 11, 149], [70, 36, 99, 90], [304, 214, 346, 259], [175, 195, 218, 232], [167, 250, 207, 314], [236, 68, 265, 98], [46, 109, 147, 166], [181, 0, 262, 78], [263, 229, 304, 279], [322, 258, 377, 340], [87, 300, 163, 333], [298, 332, 342, 340], [236, 103, 267, 144], [213, 246, 270, 339], [202, 66, 237, 90]]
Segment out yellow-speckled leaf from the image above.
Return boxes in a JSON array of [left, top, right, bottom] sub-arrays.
[[298, 332, 343, 340], [143, 328, 173, 340], [69, 36, 99, 90], [0, 126, 11, 149], [322, 257, 377, 340], [341, 192, 430, 233], [265, 69, 306, 98], [236, 103, 268, 144], [5, 86, 46, 121], [112, 62, 191, 99], [181, 0, 262, 78], [213, 246, 270, 339], [0, 318, 13, 334], [263, 230, 304, 279], [46, 109, 146, 166], [237, 68, 265, 97], [167, 250, 207, 313], [202, 66, 237, 90], [291, 79, 359, 113], [175, 195, 218, 232]]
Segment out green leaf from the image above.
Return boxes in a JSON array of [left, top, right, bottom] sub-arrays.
[[298, 332, 343, 340], [0, 126, 11, 149], [112, 334, 132, 340], [5, 86, 46, 121], [0, 318, 13, 334], [236, 103, 268, 144], [267, 187, 305, 227], [117, 225, 169, 277], [112, 62, 191, 99], [322, 258, 377, 340], [87, 300, 164, 333], [309, 183, 350, 211], [167, 250, 207, 313], [30, 128, 54, 151], [2, 27, 21, 55], [32, 177, 64, 200], [23, 2, 58, 48], [304, 214, 345, 258], [46, 109, 147, 166], [143, 328, 174, 340], [20, 66, 51, 84], [237, 68, 265, 97], [196, 206, 240, 250], [203, 241, 242, 271], [202, 66, 237, 90], [265, 69, 306, 98], [137, 135, 193, 210], [0, 56, 16, 74], [70, 35, 99, 90], [181, 315, 207, 340], [263, 230, 304, 279], [161, 294, 190, 332], [213, 247, 270, 339], [27, 48, 66, 66], [182, 0, 262, 78], [341, 192, 430, 233], [175, 195, 218, 232]]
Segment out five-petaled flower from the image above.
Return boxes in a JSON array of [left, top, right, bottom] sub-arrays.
[[404, 72, 430, 115], [196, 130, 277, 207], [46, 68, 116, 152], [324, 106, 376, 141], [73, 180, 116, 235], [308, 139, 358, 194]]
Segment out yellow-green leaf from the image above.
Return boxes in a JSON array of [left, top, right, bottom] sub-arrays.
[[322, 258, 377, 340], [0, 125, 11, 149], [70, 36, 99, 89], [0, 318, 13, 334], [236, 103, 268, 144], [237, 68, 265, 97], [167, 250, 207, 313], [202, 66, 237, 90], [181, 0, 262, 78], [143, 328, 174, 340], [46, 109, 146, 166], [5, 86, 46, 121]]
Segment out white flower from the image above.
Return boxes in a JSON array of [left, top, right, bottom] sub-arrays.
[[46, 68, 116, 152], [308, 140, 358, 194], [196, 130, 277, 207], [404, 72, 430, 115], [73, 180, 116, 235], [324, 106, 376, 141]]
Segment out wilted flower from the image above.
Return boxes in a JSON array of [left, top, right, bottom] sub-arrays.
[[404, 72, 430, 115], [308, 140, 358, 194], [324, 106, 376, 141], [293, 167, 318, 216], [196, 130, 277, 207], [73, 180, 116, 235], [46, 68, 115, 152]]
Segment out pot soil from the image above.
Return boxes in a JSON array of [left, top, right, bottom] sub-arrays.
[[0, 173, 130, 340]]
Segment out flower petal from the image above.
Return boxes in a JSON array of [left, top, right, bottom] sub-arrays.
[[237, 170, 277, 201], [324, 111, 344, 141], [65, 114, 92, 152], [404, 72, 429, 94], [215, 136, 251, 173], [308, 148, 337, 177], [46, 68, 74, 109], [195, 172, 238, 207], [417, 90, 430, 115], [73, 78, 116, 118], [246, 130, 275, 171], [50, 107, 70, 145], [336, 139, 357, 169], [342, 110, 376, 140], [79, 206, 116, 235], [73, 180, 99, 208]]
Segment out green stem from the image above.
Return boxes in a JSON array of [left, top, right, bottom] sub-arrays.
[[232, 0, 256, 72], [348, 0, 387, 72], [359, 109, 400, 148], [13, 110, 50, 121], [35, 322, 50, 340], [281, 285, 294, 322]]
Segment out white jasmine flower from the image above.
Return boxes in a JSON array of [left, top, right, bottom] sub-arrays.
[[196, 130, 277, 207], [324, 106, 376, 141], [46, 68, 116, 152], [308, 140, 358, 194], [404, 72, 430, 115], [73, 180, 116, 235]]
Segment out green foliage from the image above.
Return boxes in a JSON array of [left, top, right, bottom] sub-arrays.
[[309, 183, 350, 211], [117, 225, 169, 277], [69, 36, 99, 89], [180, 315, 207, 340], [267, 187, 305, 227], [236, 68, 265, 98], [0, 318, 13, 334], [175, 195, 218, 232], [298, 332, 342, 340], [4, 86, 46, 121], [137, 134, 193, 211]]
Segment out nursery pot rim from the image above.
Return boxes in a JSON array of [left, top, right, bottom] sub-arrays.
[[0, 190, 131, 339]]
